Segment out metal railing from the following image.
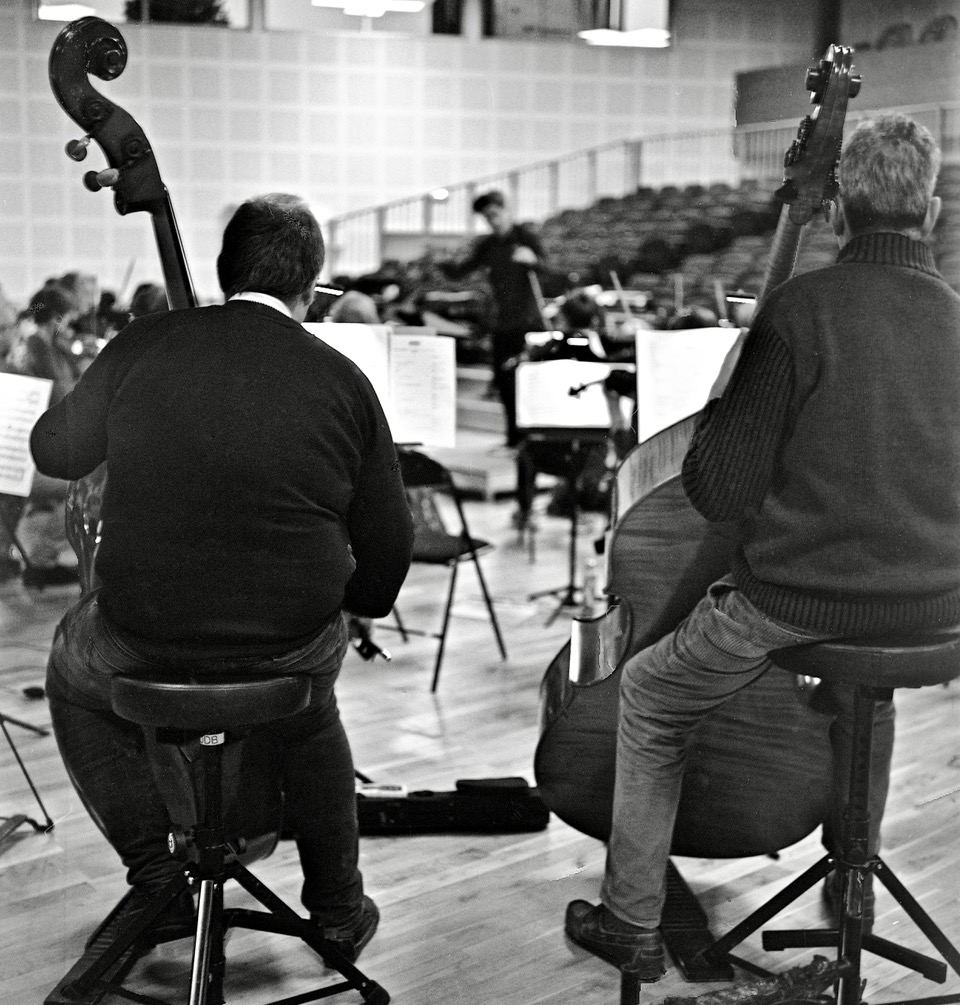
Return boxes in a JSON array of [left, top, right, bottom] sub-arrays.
[[325, 100, 960, 277]]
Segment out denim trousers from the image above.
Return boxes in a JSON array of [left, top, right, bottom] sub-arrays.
[[45, 590, 364, 928], [600, 576, 895, 928]]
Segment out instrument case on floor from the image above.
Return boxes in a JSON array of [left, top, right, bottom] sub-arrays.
[[356, 777, 550, 835]]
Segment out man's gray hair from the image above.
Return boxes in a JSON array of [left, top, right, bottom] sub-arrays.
[[839, 113, 942, 234]]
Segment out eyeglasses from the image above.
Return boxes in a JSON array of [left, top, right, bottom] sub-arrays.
[[314, 285, 344, 297]]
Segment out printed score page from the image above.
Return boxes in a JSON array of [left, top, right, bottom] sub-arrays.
[[0, 372, 53, 497], [515, 359, 614, 430], [633, 326, 739, 442], [388, 332, 456, 448], [303, 323, 456, 447]]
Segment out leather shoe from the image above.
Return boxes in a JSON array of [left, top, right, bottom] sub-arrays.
[[822, 871, 875, 932], [313, 895, 380, 964], [565, 900, 665, 979]]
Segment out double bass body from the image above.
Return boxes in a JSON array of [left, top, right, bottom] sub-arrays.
[[534, 415, 835, 858]]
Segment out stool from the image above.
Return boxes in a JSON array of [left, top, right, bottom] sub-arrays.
[[46, 669, 389, 1005], [699, 630, 960, 1005]]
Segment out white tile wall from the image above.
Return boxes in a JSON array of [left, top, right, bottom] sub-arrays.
[[2, 1, 811, 304]]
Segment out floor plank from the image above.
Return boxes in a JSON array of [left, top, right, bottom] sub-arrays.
[[2, 492, 958, 1005]]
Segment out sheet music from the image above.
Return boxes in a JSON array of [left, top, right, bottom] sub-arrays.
[[0, 372, 53, 497], [303, 322, 456, 447], [633, 327, 739, 441], [515, 359, 613, 429], [389, 333, 456, 448]]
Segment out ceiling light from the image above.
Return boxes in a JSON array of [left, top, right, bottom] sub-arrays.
[[311, 0, 425, 14], [37, 3, 96, 20], [578, 27, 670, 47], [579, 0, 670, 47]]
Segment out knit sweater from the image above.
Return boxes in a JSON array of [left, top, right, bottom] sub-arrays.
[[30, 301, 414, 653], [682, 232, 960, 635]]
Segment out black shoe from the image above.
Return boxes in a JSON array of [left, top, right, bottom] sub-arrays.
[[85, 883, 196, 952], [565, 900, 665, 979], [313, 895, 380, 964], [822, 870, 875, 932]]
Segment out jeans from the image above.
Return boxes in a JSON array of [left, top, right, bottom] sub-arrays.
[[45, 590, 364, 929], [600, 575, 895, 928]]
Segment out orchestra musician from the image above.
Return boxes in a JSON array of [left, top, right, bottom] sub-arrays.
[[30, 193, 414, 962], [564, 114, 960, 979], [438, 188, 547, 448], [512, 289, 614, 526]]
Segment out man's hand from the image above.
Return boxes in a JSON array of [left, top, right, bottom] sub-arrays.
[[512, 246, 538, 267]]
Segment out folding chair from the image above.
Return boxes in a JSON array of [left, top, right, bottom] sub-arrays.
[[387, 448, 507, 692]]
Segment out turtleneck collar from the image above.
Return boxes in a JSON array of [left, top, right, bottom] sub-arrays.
[[838, 231, 940, 277]]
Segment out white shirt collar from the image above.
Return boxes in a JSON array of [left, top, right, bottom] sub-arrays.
[[229, 292, 293, 318]]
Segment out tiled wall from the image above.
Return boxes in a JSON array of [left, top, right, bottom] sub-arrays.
[[0, 0, 812, 303]]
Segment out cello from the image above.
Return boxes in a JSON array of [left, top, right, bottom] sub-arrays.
[[48, 16, 198, 591], [534, 46, 861, 858]]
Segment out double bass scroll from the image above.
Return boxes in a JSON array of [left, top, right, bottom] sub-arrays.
[[49, 17, 198, 589], [49, 17, 197, 312]]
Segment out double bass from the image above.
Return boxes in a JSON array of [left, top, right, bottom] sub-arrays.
[[534, 47, 861, 858], [49, 16, 198, 590]]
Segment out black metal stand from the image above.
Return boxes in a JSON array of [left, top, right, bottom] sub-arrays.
[[698, 685, 960, 1005], [45, 731, 389, 1005], [525, 431, 606, 626], [0, 712, 55, 851]]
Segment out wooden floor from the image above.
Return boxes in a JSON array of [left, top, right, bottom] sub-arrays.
[[1, 492, 959, 1005]]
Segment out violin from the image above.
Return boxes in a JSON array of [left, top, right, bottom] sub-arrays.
[[534, 47, 860, 855], [48, 17, 197, 591]]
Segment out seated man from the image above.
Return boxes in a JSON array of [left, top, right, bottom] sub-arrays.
[[564, 114, 960, 978], [31, 193, 414, 962]]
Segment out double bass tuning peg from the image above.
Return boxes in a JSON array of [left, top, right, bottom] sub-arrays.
[[65, 135, 91, 161], [83, 168, 120, 193]]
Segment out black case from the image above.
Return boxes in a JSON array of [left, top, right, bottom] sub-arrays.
[[356, 777, 550, 835]]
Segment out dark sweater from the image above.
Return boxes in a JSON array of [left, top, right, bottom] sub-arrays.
[[682, 232, 960, 635], [31, 300, 414, 653], [441, 223, 545, 335]]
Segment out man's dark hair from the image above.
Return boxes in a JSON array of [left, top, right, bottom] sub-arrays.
[[217, 193, 324, 302], [28, 284, 78, 326], [558, 290, 600, 331], [472, 189, 506, 214]]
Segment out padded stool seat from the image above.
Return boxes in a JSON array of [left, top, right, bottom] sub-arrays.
[[771, 629, 960, 689], [111, 670, 312, 732]]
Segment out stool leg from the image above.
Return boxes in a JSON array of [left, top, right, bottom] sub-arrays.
[[832, 685, 883, 1005], [188, 737, 229, 1005], [190, 879, 217, 1005]]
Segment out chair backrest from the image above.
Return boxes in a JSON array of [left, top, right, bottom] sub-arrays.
[[397, 448, 468, 540], [397, 448, 451, 492]]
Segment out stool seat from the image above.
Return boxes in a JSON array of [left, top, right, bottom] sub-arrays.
[[770, 627, 960, 689], [111, 671, 312, 732]]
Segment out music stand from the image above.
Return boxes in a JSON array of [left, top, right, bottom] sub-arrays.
[[515, 358, 614, 625], [524, 427, 608, 625]]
